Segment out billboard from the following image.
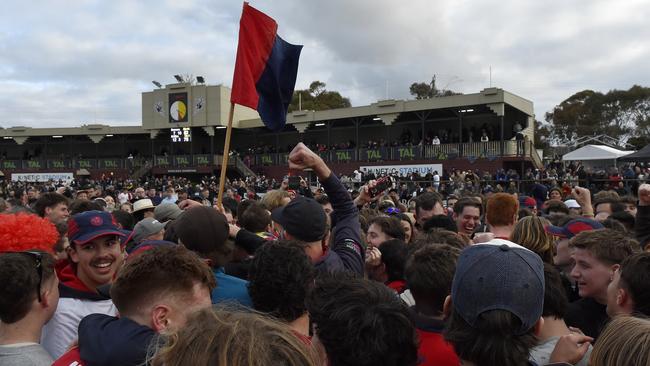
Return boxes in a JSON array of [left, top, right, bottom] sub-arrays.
[[359, 164, 443, 177], [168, 92, 188, 123], [12, 172, 74, 183]]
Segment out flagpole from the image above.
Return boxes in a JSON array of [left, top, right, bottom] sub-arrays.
[[217, 102, 236, 208]]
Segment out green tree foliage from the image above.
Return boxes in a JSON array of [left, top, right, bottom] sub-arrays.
[[409, 76, 461, 99], [545, 85, 650, 146], [534, 119, 551, 149], [288, 81, 351, 112]]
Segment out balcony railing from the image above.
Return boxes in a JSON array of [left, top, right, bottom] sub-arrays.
[[251, 140, 541, 166], [0, 141, 542, 172]]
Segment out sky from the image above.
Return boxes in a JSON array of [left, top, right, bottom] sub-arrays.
[[1, 0, 649, 128]]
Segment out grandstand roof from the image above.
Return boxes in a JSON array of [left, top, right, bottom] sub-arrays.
[[0, 87, 534, 142]]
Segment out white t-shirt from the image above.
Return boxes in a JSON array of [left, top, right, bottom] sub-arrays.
[[41, 298, 117, 359]]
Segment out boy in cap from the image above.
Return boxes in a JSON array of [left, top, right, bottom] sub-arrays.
[[129, 217, 165, 250], [41, 210, 127, 359], [272, 143, 364, 274], [173, 205, 253, 307], [53, 245, 214, 366], [444, 241, 591, 366], [545, 218, 605, 276]]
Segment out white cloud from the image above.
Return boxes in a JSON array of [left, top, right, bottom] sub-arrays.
[[1, 0, 649, 127]]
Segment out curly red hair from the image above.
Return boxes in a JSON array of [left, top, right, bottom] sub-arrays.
[[0, 213, 59, 253]]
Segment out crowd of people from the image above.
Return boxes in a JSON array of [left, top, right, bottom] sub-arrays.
[[1, 142, 650, 366]]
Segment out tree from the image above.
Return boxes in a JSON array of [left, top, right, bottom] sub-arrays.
[[409, 75, 461, 99], [545, 85, 650, 146], [288, 81, 351, 112], [534, 119, 551, 150]]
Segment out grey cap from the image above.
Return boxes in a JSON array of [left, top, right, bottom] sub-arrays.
[[132, 218, 166, 244], [154, 203, 183, 223]]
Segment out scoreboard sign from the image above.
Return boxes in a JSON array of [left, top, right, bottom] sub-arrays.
[[168, 92, 188, 123], [171, 128, 192, 143]]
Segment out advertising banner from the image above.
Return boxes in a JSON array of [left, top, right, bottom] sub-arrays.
[[359, 164, 443, 177], [12, 172, 74, 183]]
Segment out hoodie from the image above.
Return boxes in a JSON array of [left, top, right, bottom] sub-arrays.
[[53, 314, 155, 366], [42, 261, 118, 359]]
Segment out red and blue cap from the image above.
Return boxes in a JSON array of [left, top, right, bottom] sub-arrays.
[[545, 218, 604, 239], [68, 210, 127, 246], [519, 196, 537, 209]]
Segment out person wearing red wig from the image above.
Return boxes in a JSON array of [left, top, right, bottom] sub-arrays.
[[0, 213, 60, 365]]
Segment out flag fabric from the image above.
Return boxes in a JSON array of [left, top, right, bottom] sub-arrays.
[[231, 2, 302, 132]]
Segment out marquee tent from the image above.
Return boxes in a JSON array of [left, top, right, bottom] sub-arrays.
[[618, 143, 650, 162], [563, 145, 634, 168]]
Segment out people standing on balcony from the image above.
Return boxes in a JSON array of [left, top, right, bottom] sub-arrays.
[[432, 135, 440, 145], [480, 131, 489, 142]]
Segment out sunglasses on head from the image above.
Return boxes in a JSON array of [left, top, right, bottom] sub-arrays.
[[4, 251, 44, 302]]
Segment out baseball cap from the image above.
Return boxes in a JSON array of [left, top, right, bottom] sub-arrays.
[[133, 199, 155, 213], [68, 210, 126, 245], [154, 203, 183, 223], [519, 196, 537, 209], [451, 240, 544, 335], [564, 199, 581, 209], [132, 218, 166, 244], [545, 218, 604, 239], [271, 196, 327, 242], [127, 240, 177, 257], [174, 206, 229, 256]]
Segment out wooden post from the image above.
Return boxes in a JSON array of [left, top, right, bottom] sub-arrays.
[[216, 102, 236, 208]]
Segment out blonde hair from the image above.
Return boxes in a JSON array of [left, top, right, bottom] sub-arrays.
[[149, 306, 319, 366], [510, 215, 554, 263], [261, 190, 290, 212], [590, 316, 650, 366]]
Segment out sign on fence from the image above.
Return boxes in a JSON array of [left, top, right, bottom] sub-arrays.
[[359, 164, 443, 177], [12, 172, 74, 183]]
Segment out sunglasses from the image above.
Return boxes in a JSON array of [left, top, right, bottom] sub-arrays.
[[385, 207, 401, 215], [4, 251, 44, 302]]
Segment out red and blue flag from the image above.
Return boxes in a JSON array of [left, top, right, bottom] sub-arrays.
[[231, 3, 302, 132]]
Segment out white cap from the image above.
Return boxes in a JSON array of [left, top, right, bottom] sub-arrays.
[[564, 199, 581, 209]]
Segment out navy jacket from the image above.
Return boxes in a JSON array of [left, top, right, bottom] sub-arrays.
[[315, 173, 365, 275], [77, 314, 155, 366]]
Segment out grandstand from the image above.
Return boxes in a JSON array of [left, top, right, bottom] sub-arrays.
[[0, 82, 541, 181]]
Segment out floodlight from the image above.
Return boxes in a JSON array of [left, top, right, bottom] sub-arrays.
[[196, 76, 205, 84], [152, 81, 162, 88], [174, 75, 183, 83]]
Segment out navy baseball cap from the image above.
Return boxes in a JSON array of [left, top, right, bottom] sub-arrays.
[[271, 196, 327, 242], [545, 218, 604, 239], [452, 241, 545, 335], [68, 210, 126, 246]]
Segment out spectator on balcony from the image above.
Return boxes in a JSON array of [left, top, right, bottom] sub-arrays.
[[480, 131, 489, 142]]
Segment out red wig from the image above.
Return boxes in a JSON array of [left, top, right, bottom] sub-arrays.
[[0, 213, 59, 253]]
